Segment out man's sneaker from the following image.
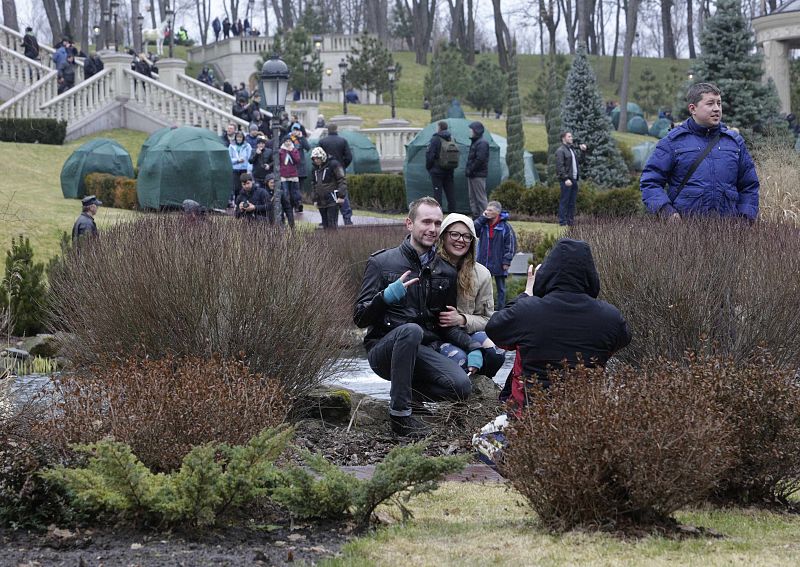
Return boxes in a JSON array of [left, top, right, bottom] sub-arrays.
[[390, 414, 431, 438], [344, 220, 354, 226]]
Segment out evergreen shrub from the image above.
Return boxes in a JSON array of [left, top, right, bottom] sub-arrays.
[[0, 118, 67, 144], [493, 181, 641, 219], [48, 217, 351, 401], [1, 235, 48, 336], [40, 355, 288, 472], [570, 218, 800, 368], [346, 174, 406, 212], [503, 363, 735, 531], [83, 173, 137, 210]]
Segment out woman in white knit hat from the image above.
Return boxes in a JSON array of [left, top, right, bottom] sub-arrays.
[[435, 213, 506, 378]]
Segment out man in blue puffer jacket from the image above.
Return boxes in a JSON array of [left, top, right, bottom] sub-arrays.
[[640, 82, 759, 221]]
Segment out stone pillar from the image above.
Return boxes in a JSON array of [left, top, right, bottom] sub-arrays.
[[101, 52, 134, 101], [329, 114, 363, 131], [155, 58, 187, 90], [286, 100, 320, 130], [763, 40, 791, 114], [378, 118, 411, 128]]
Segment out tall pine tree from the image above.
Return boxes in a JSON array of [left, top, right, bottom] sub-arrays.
[[505, 47, 526, 186], [430, 58, 448, 122], [690, 0, 782, 131], [545, 59, 567, 183], [561, 44, 629, 188]]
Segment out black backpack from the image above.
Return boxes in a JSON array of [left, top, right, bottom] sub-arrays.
[[437, 138, 460, 169]]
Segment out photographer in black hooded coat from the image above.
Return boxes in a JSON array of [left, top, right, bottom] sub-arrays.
[[486, 238, 631, 390]]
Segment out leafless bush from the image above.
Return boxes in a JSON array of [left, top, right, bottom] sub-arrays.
[[48, 216, 351, 399], [503, 363, 734, 532], [38, 354, 289, 471], [570, 217, 800, 368], [752, 136, 800, 227]]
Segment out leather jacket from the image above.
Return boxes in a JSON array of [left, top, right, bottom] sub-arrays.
[[354, 237, 481, 353]]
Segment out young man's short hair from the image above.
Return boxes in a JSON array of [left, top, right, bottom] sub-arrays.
[[438, 120, 448, 131], [560, 131, 571, 141], [408, 196, 441, 220], [239, 172, 253, 183], [487, 201, 502, 212], [686, 82, 721, 106], [327, 123, 338, 133]]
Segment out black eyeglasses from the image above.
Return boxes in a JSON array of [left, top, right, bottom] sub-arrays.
[[446, 230, 474, 243]]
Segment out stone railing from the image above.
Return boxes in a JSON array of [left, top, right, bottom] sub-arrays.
[[176, 73, 236, 113], [239, 36, 275, 54], [360, 127, 422, 163], [39, 68, 115, 123], [188, 33, 365, 59], [0, 23, 83, 79], [124, 68, 248, 134], [0, 43, 53, 93], [0, 60, 58, 119]]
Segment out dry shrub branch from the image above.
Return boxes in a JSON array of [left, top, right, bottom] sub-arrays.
[[752, 136, 800, 227], [570, 217, 800, 368]]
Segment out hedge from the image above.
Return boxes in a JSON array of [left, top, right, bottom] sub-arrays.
[[491, 179, 643, 218], [346, 174, 406, 212], [83, 173, 138, 210], [0, 118, 67, 145]]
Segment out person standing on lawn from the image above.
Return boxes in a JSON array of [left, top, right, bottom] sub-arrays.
[[555, 131, 588, 227], [465, 121, 490, 217], [425, 120, 458, 214], [474, 201, 517, 309], [72, 195, 102, 243]]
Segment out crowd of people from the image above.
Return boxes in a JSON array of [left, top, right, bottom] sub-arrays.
[[211, 16, 260, 41]]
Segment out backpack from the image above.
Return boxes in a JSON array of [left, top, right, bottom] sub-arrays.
[[437, 138, 460, 169]]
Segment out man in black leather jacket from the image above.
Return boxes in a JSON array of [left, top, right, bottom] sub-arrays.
[[354, 197, 482, 438]]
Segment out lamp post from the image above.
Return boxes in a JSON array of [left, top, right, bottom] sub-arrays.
[[165, 0, 175, 58], [338, 58, 347, 115], [324, 68, 332, 103], [302, 56, 310, 97], [109, 0, 119, 52], [260, 55, 290, 225], [102, 10, 110, 50], [93, 25, 101, 49], [313, 35, 322, 101], [387, 64, 396, 119], [136, 14, 144, 53]]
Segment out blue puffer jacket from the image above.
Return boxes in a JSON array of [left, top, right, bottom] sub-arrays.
[[474, 212, 516, 276], [640, 118, 759, 220]]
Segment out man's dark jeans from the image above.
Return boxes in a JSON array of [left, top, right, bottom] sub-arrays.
[[340, 195, 353, 224], [319, 205, 339, 229], [495, 275, 507, 309], [558, 179, 578, 226], [430, 172, 456, 213], [367, 323, 472, 416]]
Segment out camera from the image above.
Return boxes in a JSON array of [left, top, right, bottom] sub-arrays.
[[240, 199, 250, 209]]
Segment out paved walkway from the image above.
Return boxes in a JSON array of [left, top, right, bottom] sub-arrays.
[[341, 463, 505, 483], [293, 209, 404, 226]]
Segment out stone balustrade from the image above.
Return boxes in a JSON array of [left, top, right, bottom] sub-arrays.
[[0, 43, 53, 93], [360, 127, 422, 163], [124, 68, 248, 134], [40, 68, 114, 123], [0, 61, 58, 119], [0, 23, 84, 78], [176, 73, 236, 113]]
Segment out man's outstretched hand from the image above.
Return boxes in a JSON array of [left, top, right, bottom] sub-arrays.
[[383, 270, 420, 304]]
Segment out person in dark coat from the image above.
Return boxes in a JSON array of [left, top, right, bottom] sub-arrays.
[[197, 66, 214, 85], [222, 17, 231, 39], [220, 123, 237, 147], [474, 201, 516, 309], [310, 146, 347, 229], [249, 135, 274, 185], [212, 17, 221, 41], [57, 54, 77, 94], [319, 123, 354, 224], [72, 195, 102, 243], [23, 27, 40, 61], [353, 197, 481, 438], [232, 96, 250, 121], [465, 121, 489, 217], [425, 120, 457, 214], [235, 173, 270, 220], [555, 131, 587, 226], [222, 81, 234, 95], [83, 53, 104, 79], [288, 123, 310, 212], [485, 238, 631, 391]]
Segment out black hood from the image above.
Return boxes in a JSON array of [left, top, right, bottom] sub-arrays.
[[436, 130, 452, 141], [468, 121, 485, 138], [532, 238, 600, 298]]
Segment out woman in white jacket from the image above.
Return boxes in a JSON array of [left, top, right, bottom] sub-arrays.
[[436, 213, 506, 378]]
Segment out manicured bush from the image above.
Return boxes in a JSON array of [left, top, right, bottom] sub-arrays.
[[40, 354, 289, 471], [0, 118, 67, 145], [588, 187, 643, 217], [570, 217, 800, 369], [83, 173, 137, 210], [346, 174, 406, 212], [48, 217, 352, 401], [491, 179, 525, 207], [1, 235, 47, 336], [495, 180, 641, 219], [503, 363, 734, 531]]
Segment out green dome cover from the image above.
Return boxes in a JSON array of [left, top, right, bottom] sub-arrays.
[[403, 119, 501, 213], [304, 130, 382, 175], [649, 117, 672, 139], [447, 99, 466, 119], [492, 133, 540, 187], [611, 102, 644, 129], [627, 115, 650, 135], [136, 127, 231, 210], [137, 127, 173, 169], [631, 141, 657, 171], [60, 138, 134, 199]]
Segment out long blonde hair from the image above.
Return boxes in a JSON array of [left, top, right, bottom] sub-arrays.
[[437, 229, 476, 298]]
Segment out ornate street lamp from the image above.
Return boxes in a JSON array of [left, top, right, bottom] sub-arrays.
[[93, 24, 101, 49], [109, 0, 119, 52], [302, 55, 311, 96], [102, 10, 110, 50], [165, 0, 175, 58], [338, 58, 348, 115], [324, 67, 332, 103], [387, 64, 397, 119], [260, 55, 291, 224], [313, 35, 323, 100]]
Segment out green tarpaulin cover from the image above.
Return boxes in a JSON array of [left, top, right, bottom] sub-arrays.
[[492, 133, 540, 187], [136, 126, 231, 209], [403, 119, 501, 213], [137, 127, 173, 169], [611, 102, 644, 129], [627, 115, 650, 135], [305, 130, 382, 175], [447, 99, 466, 119], [60, 138, 134, 199], [632, 141, 657, 171], [649, 117, 672, 139]]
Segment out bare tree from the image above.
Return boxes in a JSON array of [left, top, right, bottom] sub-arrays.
[[492, 0, 512, 71], [194, 0, 211, 45], [618, 0, 640, 133], [660, 0, 675, 58], [609, 0, 621, 80], [686, 0, 695, 58], [3, 0, 19, 31], [42, 0, 66, 43], [365, 0, 389, 42], [538, 0, 560, 56], [406, 0, 435, 65], [558, 0, 578, 53]]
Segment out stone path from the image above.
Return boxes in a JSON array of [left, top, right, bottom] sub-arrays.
[[293, 209, 403, 226], [341, 463, 505, 483]]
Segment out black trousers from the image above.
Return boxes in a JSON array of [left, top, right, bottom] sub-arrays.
[[430, 172, 456, 213], [367, 323, 472, 416], [319, 205, 339, 229]]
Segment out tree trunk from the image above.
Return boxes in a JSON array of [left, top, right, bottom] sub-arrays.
[[365, 0, 389, 42], [43, 0, 63, 43], [559, 0, 578, 54], [618, 0, 640, 133], [69, 0, 80, 43], [195, 0, 212, 46], [2, 0, 19, 31], [82, 0, 90, 51], [609, 0, 621, 81], [281, 0, 292, 28], [687, 0, 695, 58], [466, 0, 475, 64], [131, 0, 140, 52], [149, 0, 156, 28], [578, 0, 590, 50], [661, 0, 676, 58], [491, 0, 511, 71], [408, 0, 434, 65], [597, 0, 605, 55], [448, 0, 466, 57], [539, 0, 559, 57]]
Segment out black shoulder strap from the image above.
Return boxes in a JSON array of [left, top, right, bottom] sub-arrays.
[[671, 133, 720, 204]]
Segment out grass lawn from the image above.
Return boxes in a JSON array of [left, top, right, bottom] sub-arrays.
[[324, 482, 800, 566]]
